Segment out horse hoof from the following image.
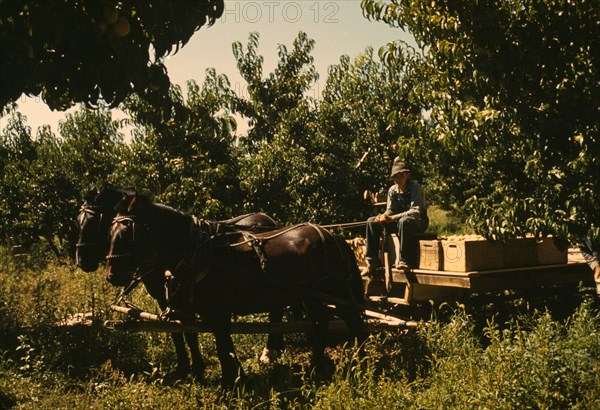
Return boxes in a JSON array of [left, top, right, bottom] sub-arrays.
[[163, 366, 190, 383], [310, 356, 335, 382], [259, 347, 279, 365]]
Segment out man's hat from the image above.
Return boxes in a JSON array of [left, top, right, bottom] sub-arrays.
[[390, 159, 410, 179]]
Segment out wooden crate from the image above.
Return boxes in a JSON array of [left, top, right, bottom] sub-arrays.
[[383, 232, 438, 269], [441, 239, 503, 272], [536, 237, 567, 265], [419, 240, 443, 270], [503, 238, 537, 268]]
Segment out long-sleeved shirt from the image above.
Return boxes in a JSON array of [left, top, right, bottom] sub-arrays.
[[384, 180, 428, 221]]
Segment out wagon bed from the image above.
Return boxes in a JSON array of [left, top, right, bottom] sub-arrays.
[[368, 249, 592, 305]]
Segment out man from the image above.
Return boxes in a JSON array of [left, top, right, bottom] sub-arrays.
[[364, 159, 428, 275], [579, 236, 600, 295]]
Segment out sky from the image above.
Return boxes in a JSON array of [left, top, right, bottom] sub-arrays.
[[4, 0, 414, 135]]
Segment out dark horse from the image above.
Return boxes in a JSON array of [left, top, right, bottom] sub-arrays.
[[105, 192, 367, 388], [75, 187, 282, 379]]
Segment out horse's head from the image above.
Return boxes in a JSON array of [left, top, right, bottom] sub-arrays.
[[105, 192, 152, 287], [75, 187, 131, 272], [76, 202, 104, 272]]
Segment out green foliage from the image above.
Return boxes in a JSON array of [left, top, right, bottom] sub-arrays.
[[362, 0, 599, 243], [233, 32, 319, 145], [427, 205, 469, 237], [233, 33, 427, 224], [321, 42, 426, 216], [232, 32, 328, 222], [0, 103, 124, 256], [0, 0, 224, 110], [120, 75, 240, 219], [413, 303, 600, 408]]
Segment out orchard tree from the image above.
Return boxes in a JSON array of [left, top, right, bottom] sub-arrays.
[[231, 32, 426, 224], [0, 0, 224, 110], [0, 104, 125, 256], [0, 105, 39, 250], [231, 32, 325, 223], [362, 0, 599, 241], [320, 43, 426, 209], [232, 32, 319, 150], [120, 71, 239, 219], [59, 105, 126, 189]]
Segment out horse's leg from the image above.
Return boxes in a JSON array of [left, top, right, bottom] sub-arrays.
[[183, 332, 205, 379], [303, 300, 331, 372], [335, 303, 367, 348], [260, 308, 285, 365], [209, 314, 245, 389], [146, 278, 198, 380], [170, 333, 191, 377], [331, 279, 369, 374]]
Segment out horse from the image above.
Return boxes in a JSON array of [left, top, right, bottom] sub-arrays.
[[75, 187, 283, 379], [104, 192, 367, 388]]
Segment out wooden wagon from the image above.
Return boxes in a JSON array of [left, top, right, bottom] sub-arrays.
[[363, 233, 593, 306]]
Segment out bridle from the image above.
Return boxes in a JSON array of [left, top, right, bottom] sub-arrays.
[[106, 214, 161, 303], [75, 204, 104, 250], [105, 215, 141, 261]]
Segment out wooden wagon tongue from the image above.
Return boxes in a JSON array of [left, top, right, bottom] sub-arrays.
[[108, 304, 419, 333]]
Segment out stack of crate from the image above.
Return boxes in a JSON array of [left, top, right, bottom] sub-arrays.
[[418, 235, 567, 272]]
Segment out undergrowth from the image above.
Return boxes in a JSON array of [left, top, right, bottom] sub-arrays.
[[1, 248, 599, 409]]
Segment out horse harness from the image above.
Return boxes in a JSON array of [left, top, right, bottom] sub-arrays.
[[108, 214, 359, 310]]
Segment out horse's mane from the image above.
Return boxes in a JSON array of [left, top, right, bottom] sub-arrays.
[[152, 202, 191, 219], [84, 187, 135, 209], [114, 193, 192, 227]]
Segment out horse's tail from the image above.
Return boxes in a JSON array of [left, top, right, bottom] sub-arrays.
[[331, 234, 365, 307]]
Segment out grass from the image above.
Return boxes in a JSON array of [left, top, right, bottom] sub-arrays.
[[427, 205, 470, 237], [1, 248, 600, 409]]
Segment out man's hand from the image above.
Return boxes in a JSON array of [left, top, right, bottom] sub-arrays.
[[594, 265, 600, 282], [374, 213, 392, 223]]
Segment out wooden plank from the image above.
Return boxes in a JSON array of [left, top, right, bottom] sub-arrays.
[[391, 269, 472, 288], [107, 318, 416, 333], [384, 261, 592, 302], [469, 263, 592, 292], [397, 262, 589, 282], [108, 305, 419, 334], [406, 283, 465, 302], [467, 261, 589, 277]]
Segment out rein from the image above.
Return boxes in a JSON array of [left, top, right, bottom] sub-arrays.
[[320, 221, 369, 229], [224, 222, 322, 249]]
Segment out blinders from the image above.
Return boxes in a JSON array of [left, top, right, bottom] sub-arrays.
[[106, 215, 148, 262], [104, 214, 153, 286], [76, 205, 104, 249], [75, 204, 107, 271]]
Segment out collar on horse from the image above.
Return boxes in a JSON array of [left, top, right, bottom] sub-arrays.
[[172, 215, 213, 283]]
